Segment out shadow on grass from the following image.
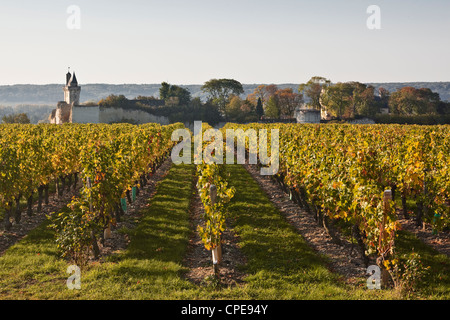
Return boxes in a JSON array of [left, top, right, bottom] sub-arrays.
[[1, 218, 60, 259]]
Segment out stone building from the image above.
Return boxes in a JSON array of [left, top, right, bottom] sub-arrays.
[[64, 71, 81, 105], [49, 70, 80, 124], [294, 104, 321, 123], [49, 70, 170, 125]]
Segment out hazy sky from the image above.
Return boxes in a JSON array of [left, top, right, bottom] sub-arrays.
[[0, 0, 449, 85]]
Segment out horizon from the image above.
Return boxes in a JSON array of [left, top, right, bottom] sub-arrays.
[[0, 0, 449, 85], [3, 80, 450, 87]]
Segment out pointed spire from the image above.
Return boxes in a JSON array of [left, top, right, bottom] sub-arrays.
[[66, 67, 71, 86], [69, 72, 78, 87]]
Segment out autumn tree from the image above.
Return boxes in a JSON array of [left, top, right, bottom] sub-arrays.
[[246, 85, 265, 106], [273, 88, 303, 118], [321, 82, 381, 119], [389, 87, 441, 115], [321, 83, 354, 119], [378, 87, 390, 110], [159, 82, 191, 106], [225, 95, 242, 121], [298, 76, 331, 110], [256, 97, 264, 119], [159, 82, 171, 101], [247, 84, 279, 119], [2, 113, 30, 124], [201, 79, 244, 116], [98, 94, 128, 108], [247, 84, 279, 106], [354, 85, 380, 117], [264, 96, 280, 119], [225, 96, 257, 123], [346, 82, 381, 118], [389, 87, 417, 114], [437, 101, 450, 114], [135, 95, 158, 101], [188, 98, 222, 125]]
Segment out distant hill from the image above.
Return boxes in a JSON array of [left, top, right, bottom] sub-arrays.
[[0, 83, 303, 105], [367, 82, 450, 102], [1, 81, 449, 106]]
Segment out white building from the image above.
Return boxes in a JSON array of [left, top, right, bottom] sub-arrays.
[[294, 104, 321, 123], [49, 70, 170, 125]]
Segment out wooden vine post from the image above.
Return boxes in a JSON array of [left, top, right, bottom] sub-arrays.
[[422, 169, 429, 231], [380, 190, 391, 248], [85, 176, 100, 257], [210, 184, 222, 278], [378, 189, 392, 288]]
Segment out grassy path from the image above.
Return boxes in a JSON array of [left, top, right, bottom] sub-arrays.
[[221, 164, 379, 299], [0, 162, 447, 299], [234, 164, 449, 299], [0, 164, 198, 299]]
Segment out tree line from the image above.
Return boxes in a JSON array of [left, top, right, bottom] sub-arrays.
[[38, 77, 449, 125], [2, 113, 31, 124], [96, 80, 307, 124], [160, 77, 449, 123]]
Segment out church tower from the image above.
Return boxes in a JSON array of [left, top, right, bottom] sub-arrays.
[[63, 70, 81, 105]]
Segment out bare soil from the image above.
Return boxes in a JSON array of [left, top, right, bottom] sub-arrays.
[[183, 177, 247, 287], [0, 184, 80, 256]]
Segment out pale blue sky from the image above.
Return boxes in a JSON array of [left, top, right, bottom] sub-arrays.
[[0, 0, 449, 85]]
